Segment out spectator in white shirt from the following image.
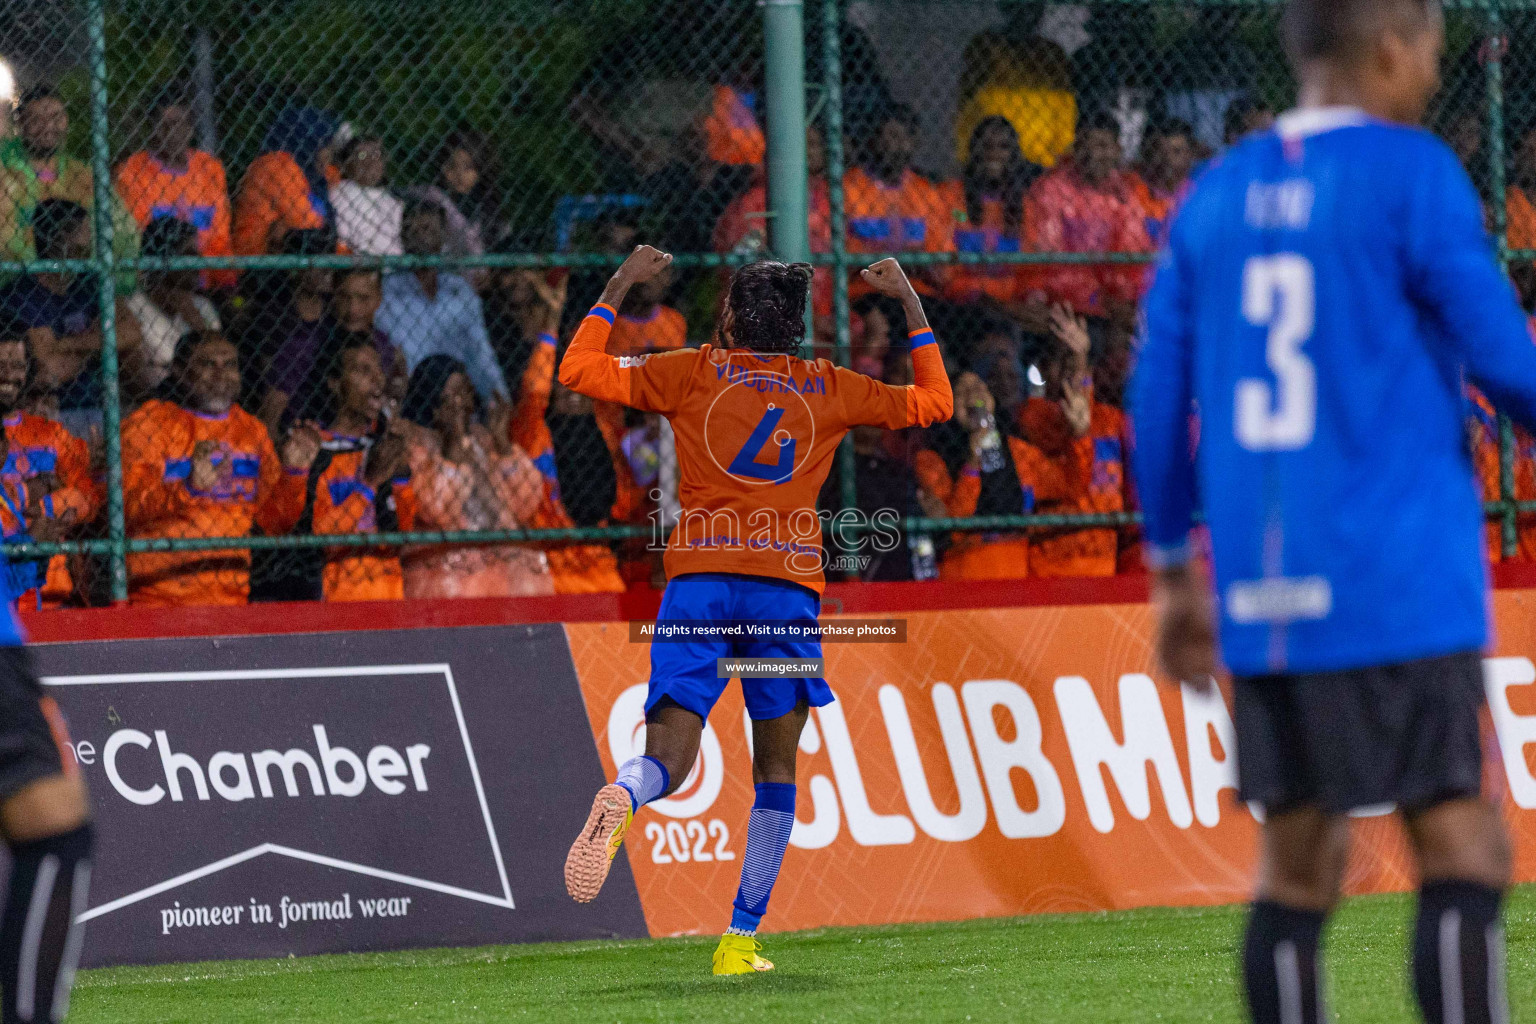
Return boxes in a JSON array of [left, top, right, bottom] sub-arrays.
[[124, 216, 220, 404], [329, 130, 403, 257]]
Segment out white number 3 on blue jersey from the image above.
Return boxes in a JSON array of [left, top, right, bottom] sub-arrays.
[[1237, 254, 1316, 451]]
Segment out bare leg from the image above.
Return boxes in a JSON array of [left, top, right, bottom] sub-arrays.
[[1403, 797, 1511, 889], [1256, 805, 1351, 911], [642, 698, 704, 797], [0, 774, 88, 845], [750, 701, 809, 786]]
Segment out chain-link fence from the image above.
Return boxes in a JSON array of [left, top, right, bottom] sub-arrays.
[[0, 0, 1524, 607]]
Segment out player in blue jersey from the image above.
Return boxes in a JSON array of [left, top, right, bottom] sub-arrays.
[[1133, 1, 1527, 1022], [0, 319, 94, 1023]]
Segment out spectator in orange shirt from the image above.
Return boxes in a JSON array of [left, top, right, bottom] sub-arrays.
[[121, 331, 313, 606], [0, 317, 101, 608], [608, 261, 686, 357], [593, 257, 685, 509], [491, 271, 625, 594], [701, 84, 766, 167], [1507, 123, 1536, 309], [398, 354, 553, 599], [816, 345, 928, 582], [1470, 315, 1536, 564], [1090, 311, 1141, 571], [232, 106, 338, 257], [267, 331, 417, 602], [914, 359, 1078, 581], [844, 104, 955, 297], [1025, 111, 1152, 321], [942, 116, 1044, 322], [714, 124, 834, 321], [1127, 118, 1197, 248], [1016, 307, 1124, 577], [115, 95, 236, 291]]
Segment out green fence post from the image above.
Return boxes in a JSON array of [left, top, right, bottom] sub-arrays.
[[762, 0, 811, 319], [822, 0, 859, 574], [1486, 2, 1517, 559], [87, 0, 128, 603]]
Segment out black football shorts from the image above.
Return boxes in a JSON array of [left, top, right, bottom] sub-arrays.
[[0, 646, 69, 801], [1233, 650, 1487, 816]]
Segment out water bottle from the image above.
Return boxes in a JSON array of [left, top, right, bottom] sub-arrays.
[[974, 407, 1006, 473], [910, 534, 938, 581], [732, 228, 767, 259]]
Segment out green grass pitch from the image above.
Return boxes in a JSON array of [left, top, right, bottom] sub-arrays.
[[70, 887, 1535, 1023]]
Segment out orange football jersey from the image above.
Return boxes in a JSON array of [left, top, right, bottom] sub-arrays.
[[122, 400, 306, 606], [558, 302, 953, 592], [1, 412, 103, 608]]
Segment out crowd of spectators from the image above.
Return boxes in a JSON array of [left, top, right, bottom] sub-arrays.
[[0, 3, 1529, 607]]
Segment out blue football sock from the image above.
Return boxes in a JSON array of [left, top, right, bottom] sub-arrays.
[[728, 782, 796, 935], [613, 755, 669, 813]]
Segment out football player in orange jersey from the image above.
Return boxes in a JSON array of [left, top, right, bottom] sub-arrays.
[[560, 247, 952, 975]]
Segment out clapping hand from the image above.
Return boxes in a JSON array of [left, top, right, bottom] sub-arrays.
[[281, 423, 324, 471]]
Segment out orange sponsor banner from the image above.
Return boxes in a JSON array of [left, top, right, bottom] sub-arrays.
[[566, 592, 1536, 938]]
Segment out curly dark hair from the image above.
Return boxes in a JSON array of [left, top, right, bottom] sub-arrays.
[[719, 260, 814, 354]]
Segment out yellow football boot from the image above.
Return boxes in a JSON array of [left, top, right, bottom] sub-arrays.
[[564, 784, 632, 902], [712, 933, 775, 975]]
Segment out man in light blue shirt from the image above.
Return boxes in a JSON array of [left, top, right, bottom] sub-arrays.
[[375, 200, 508, 402]]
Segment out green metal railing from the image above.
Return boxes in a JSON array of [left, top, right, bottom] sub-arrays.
[[5, 0, 1534, 603]]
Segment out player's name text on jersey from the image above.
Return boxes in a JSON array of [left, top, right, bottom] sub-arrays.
[[714, 363, 827, 395], [1245, 180, 1314, 231]]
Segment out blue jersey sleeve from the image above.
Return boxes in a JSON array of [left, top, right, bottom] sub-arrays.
[[1406, 141, 1536, 430], [1130, 213, 1198, 570]]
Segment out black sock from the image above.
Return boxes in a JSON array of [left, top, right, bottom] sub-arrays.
[[1243, 900, 1327, 1024], [1413, 880, 1507, 1024], [0, 824, 92, 1024]]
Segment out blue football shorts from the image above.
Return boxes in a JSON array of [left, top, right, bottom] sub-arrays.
[[646, 572, 835, 721]]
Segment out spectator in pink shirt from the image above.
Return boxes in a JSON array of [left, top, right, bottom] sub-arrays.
[[1024, 111, 1151, 323]]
